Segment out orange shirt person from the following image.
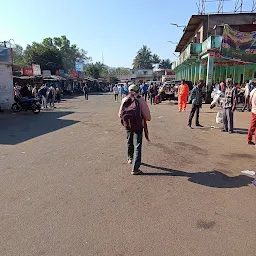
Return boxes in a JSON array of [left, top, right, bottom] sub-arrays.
[[178, 80, 189, 111]]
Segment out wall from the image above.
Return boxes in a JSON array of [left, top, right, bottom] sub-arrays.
[[0, 64, 14, 109]]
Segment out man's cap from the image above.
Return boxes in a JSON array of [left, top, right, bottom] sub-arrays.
[[129, 84, 139, 92]]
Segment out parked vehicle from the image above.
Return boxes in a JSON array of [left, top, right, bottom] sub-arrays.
[[12, 97, 41, 114]]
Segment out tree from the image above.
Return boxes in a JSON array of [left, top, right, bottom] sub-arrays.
[[133, 45, 153, 69], [13, 44, 28, 67], [110, 67, 131, 77], [23, 42, 63, 74], [159, 59, 172, 69], [85, 64, 100, 79], [152, 54, 161, 65], [84, 62, 108, 79], [52, 36, 91, 72]]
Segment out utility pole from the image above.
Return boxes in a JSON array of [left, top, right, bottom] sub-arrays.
[[102, 52, 104, 64], [234, 0, 243, 13], [218, 0, 224, 13], [253, 0, 256, 12]]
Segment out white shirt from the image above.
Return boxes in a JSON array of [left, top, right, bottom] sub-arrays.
[[250, 88, 256, 114], [113, 87, 119, 94], [245, 84, 250, 96]]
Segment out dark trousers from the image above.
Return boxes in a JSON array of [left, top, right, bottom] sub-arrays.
[[188, 104, 200, 126], [223, 108, 234, 132], [248, 113, 256, 143], [84, 93, 88, 100], [150, 94, 155, 105], [126, 129, 143, 170], [114, 94, 118, 101], [142, 93, 147, 101]]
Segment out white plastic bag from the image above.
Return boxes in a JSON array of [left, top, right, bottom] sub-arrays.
[[216, 111, 223, 124]]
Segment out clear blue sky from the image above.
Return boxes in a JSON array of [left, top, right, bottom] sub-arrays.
[[1, 0, 253, 68]]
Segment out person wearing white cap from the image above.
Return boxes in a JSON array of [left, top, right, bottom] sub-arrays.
[[119, 84, 151, 175]]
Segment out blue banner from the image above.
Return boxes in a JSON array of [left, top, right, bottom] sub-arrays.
[[75, 61, 84, 72]]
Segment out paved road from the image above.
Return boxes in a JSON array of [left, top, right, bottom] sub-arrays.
[[0, 94, 255, 256]]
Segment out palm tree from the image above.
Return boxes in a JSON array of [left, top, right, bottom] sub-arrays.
[[133, 45, 153, 69], [159, 59, 172, 69], [152, 54, 161, 65]]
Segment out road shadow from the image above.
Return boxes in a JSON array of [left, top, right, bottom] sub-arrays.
[[234, 128, 248, 135], [141, 163, 253, 188], [0, 111, 79, 145]]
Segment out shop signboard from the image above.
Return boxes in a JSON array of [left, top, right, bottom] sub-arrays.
[[32, 64, 41, 76], [42, 70, 51, 77], [22, 68, 34, 76], [75, 61, 84, 72], [221, 25, 256, 63]]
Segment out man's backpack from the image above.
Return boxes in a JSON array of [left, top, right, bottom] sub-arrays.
[[48, 89, 53, 99], [121, 95, 143, 132]]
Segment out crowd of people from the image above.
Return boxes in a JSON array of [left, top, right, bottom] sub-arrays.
[[14, 83, 61, 109], [118, 78, 256, 175]]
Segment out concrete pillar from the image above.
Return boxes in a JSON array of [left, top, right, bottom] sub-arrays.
[[199, 64, 203, 80], [206, 55, 214, 86]]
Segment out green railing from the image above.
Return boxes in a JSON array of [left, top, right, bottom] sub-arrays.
[[202, 36, 222, 53], [173, 43, 202, 69]]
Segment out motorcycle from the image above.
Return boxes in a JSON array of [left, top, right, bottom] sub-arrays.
[[12, 97, 41, 114]]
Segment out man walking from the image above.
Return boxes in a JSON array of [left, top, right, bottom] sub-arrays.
[[222, 78, 237, 134], [83, 83, 89, 100], [38, 84, 48, 108], [178, 80, 189, 111], [242, 80, 251, 112], [188, 80, 204, 129], [248, 80, 256, 145], [49, 84, 56, 108], [140, 82, 148, 101], [119, 84, 151, 175]]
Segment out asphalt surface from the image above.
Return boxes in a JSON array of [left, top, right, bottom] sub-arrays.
[[0, 94, 255, 256]]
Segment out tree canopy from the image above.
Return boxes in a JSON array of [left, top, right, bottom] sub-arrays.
[[159, 59, 172, 69], [12, 36, 91, 74], [133, 46, 162, 69]]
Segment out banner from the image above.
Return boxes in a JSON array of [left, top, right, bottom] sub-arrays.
[[22, 68, 33, 76], [42, 70, 51, 77], [75, 61, 84, 72], [221, 25, 256, 63], [32, 64, 41, 76]]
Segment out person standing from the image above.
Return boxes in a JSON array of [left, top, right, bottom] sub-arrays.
[[124, 83, 129, 96], [119, 84, 124, 100], [38, 84, 48, 108], [119, 84, 151, 175], [113, 84, 119, 102], [140, 82, 148, 101], [56, 86, 61, 102], [32, 85, 37, 98], [49, 84, 56, 108], [178, 80, 189, 111], [83, 83, 89, 100], [222, 78, 237, 134], [242, 80, 251, 112], [149, 83, 157, 105], [247, 81, 256, 145], [188, 80, 204, 129]]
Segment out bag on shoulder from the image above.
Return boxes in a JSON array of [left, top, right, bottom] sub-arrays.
[[121, 95, 143, 132]]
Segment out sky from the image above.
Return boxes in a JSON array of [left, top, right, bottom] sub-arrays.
[[1, 0, 254, 68]]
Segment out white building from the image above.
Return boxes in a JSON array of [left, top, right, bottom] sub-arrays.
[[0, 47, 14, 109]]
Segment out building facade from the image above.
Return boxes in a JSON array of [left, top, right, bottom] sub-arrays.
[[173, 13, 256, 87]]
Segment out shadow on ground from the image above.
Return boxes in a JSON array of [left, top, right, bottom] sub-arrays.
[[0, 111, 78, 145], [141, 163, 254, 188]]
